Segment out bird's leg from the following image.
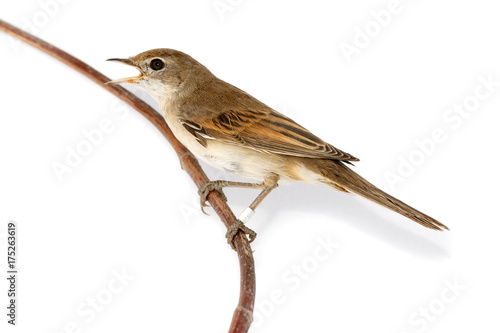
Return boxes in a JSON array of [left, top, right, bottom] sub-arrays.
[[198, 180, 266, 213], [225, 175, 279, 250]]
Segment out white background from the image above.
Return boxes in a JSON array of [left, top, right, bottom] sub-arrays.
[[1, 0, 499, 332]]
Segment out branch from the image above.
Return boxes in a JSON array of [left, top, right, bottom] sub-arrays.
[[0, 18, 255, 333]]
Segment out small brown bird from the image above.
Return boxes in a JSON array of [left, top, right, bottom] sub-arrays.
[[107, 48, 448, 247]]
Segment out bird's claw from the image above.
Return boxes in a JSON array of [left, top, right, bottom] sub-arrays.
[[198, 181, 228, 214], [225, 219, 257, 251]]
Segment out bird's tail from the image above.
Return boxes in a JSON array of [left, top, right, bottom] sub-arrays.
[[305, 159, 448, 231]]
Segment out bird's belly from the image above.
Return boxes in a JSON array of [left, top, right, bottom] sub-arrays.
[[200, 140, 284, 181], [162, 111, 318, 183]]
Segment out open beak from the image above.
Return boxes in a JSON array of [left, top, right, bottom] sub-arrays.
[[105, 58, 144, 85]]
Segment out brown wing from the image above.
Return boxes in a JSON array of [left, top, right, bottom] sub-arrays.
[[181, 107, 359, 162]]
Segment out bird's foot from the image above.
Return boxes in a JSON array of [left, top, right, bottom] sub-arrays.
[[226, 219, 257, 250], [198, 181, 228, 214]]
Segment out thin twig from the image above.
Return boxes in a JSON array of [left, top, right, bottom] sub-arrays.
[[0, 18, 255, 333]]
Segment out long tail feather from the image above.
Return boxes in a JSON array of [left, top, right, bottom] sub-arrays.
[[305, 159, 448, 231]]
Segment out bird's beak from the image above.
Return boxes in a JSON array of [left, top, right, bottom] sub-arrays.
[[105, 58, 144, 85]]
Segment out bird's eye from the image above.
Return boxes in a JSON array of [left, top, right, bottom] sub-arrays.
[[150, 58, 165, 71]]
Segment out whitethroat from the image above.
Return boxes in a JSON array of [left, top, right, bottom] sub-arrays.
[[107, 48, 448, 248]]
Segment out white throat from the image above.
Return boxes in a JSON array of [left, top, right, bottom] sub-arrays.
[[137, 78, 179, 107]]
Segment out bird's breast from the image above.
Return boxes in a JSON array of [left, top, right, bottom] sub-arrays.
[[161, 107, 323, 184], [162, 110, 280, 180]]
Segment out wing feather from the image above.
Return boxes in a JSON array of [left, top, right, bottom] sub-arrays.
[[178, 79, 358, 162], [181, 107, 358, 162]]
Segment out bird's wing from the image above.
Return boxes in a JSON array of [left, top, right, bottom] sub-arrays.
[[180, 106, 359, 162]]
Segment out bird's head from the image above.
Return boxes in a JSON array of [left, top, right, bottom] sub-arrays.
[[106, 48, 210, 103]]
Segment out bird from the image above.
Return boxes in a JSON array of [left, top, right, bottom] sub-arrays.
[[106, 48, 448, 248]]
